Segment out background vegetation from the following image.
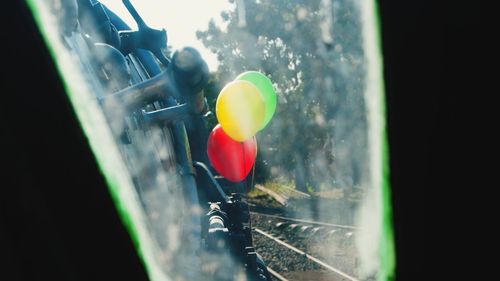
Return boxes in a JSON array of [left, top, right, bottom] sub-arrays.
[[198, 0, 369, 193]]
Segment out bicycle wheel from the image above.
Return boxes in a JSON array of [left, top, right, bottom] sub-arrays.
[[65, 30, 202, 279], [116, 56, 202, 280]]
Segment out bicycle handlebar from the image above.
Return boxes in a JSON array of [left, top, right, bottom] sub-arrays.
[[141, 103, 190, 125], [99, 68, 175, 110], [122, 0, 146, 28], [120, 0, 170, 66]]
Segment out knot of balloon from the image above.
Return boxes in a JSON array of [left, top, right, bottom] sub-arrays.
[[207, 71, 277, 183]]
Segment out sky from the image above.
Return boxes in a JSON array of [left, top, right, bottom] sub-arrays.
[[99, 0, 234, 71]]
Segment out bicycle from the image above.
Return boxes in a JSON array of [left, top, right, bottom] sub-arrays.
[[61, 1, 271, 280]]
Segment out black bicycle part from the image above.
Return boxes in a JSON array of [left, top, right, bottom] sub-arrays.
[[119, 0, 170, 66], [77, 2, 272, 280], [77, 0, 121, 48]]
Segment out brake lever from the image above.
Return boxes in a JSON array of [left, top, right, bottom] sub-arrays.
[[122, 0, 146, 28], [121, 0, 170, 66]]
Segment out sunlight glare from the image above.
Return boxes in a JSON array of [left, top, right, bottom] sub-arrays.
[[99, 0, 234, 71]]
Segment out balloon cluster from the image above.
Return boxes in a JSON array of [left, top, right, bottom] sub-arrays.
[[207, 71, 277, 183]]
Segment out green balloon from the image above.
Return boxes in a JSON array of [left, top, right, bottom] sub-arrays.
[[236, 71, 277, 130]]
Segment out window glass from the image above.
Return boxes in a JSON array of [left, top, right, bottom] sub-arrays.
[[27, 0, 393, 280]]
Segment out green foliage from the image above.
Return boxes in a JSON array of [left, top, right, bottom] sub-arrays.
[[199, 0, 369, 191], [264, 180, 296, 193], [202, 72, 223, 131], [306, 183, 316, 194]]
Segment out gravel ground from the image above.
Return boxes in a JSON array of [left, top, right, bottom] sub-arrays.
[[253, 230, 322, 273], [251, 213, 360, 281], [246, 186, 365, 280]]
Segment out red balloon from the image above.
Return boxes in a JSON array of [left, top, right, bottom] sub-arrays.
[[207, 124, 257, 182]]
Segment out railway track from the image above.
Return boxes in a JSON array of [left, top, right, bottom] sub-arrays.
[[255, 228, 359, 281], [250, 211, 360, 230], [266, 267, 289, 281], [251, 211, 360, 280]]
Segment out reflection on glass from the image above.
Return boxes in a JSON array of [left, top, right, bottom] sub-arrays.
[[28, 0, 392, 280]]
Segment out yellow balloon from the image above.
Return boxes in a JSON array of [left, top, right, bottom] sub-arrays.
[[216, 80, 265, 142]]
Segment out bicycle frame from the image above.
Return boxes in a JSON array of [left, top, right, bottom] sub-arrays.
[[70, 1, 271, 280]]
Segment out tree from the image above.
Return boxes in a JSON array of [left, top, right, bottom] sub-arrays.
[[198, 0, 369, 192]]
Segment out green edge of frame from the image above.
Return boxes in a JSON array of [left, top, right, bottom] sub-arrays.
[[373, 1, 396, 280], [25, 1, 395, 280], [23, 0, 151, 278]]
